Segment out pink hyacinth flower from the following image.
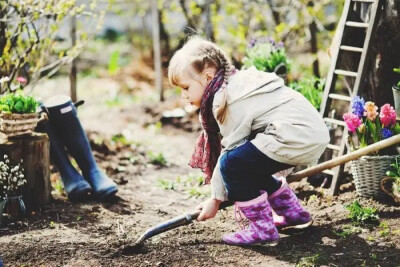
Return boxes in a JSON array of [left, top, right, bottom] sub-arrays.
[[380, 104, 396, 127], [364, 101, 378, 121], [343, 113, 362, 133], [16, 76, 27, 85]]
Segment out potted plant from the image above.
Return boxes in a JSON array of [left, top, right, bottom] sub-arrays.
[[381, 157, 400, 203], [289, 76, 325, 111], [242, 37, 290, 80], [0, 77, 43, 138], [392, 67, 400, 119], [343, 97, 400, 198], [0, 154, 27, 224]]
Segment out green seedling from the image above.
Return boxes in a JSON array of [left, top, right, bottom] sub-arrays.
[[186, 187, 209, 198], [148, 152, 168, 167], [111, 133, 132, 146], [333, 225, 361, 238], [296, 253, 328, 267], [157, 178, 175, 190], [378, 222, 391, 238], [345, 200, 380, 226]]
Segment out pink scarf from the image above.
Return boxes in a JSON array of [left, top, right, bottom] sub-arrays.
[[189, 69, 226, 184]]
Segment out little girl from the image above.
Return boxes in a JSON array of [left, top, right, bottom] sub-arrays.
[[168, 36, 329, 246]]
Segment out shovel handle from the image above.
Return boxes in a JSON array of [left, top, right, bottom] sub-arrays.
[[287, 134, 400, 183]]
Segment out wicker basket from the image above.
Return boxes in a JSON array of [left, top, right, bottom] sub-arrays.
[[351, 155, 399, 198], [0, 112, 46, 138]]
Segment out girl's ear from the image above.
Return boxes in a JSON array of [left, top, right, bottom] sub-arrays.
[[204, 70, 215, 83]]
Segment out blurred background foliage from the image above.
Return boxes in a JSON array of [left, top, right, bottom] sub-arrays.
[[0, 0, 347, 102]]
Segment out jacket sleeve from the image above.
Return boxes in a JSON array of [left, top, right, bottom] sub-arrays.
[[210, 152, 228, 201]]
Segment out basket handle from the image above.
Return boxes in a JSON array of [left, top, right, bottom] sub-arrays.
[[37, 111, 48, 123]]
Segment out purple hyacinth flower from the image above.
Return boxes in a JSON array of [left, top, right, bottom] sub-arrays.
[[268, 37, 276, 45], [352, 96, 365, 118], [248, 38, 257, 48], [381, 128, 393, 139]]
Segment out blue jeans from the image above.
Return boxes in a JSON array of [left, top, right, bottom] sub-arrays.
[[220, 141, 292, 202]]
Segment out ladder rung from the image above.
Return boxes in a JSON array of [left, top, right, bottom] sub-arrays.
[[327, 144, 341, 151], [352, 0, 374, 3], [323, 169, 335, 176], [340, 45, 364, 53], [328, 94, 352, 102], [345, 21, 369, 28], [324, 118, 346, 127], [334, 69, 358, 77]]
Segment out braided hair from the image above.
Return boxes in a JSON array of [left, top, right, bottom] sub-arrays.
[[168, 35, 233, 123]]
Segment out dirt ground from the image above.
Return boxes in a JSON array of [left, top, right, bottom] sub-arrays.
[[1, 76, 400, 267]]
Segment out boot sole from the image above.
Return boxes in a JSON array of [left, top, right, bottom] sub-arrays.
[[224, 239, 279, 247], [68, 187, 92, 202], [256, 239, 279, 247], [95, 187, 118, 200], [278, 219, 313, 234]]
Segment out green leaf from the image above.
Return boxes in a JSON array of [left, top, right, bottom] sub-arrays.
[[14, 100, 24, 112]]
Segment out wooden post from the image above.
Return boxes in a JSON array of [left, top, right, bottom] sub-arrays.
[[0, 133, 51, 210], [151, 0, 164, 101], [69, 16, 77, 103]]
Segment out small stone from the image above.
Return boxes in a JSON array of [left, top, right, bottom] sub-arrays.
[[156, 262, 164, 266], [322, 236, 336, 247]]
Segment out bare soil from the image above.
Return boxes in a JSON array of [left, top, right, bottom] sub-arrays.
[[1, 76, 400, 267]]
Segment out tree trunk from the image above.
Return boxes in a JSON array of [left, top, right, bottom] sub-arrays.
[[204, 0, 215, 42], [266, 0, 281, 26], [0, 133, 51, 210], [310, 20, 320, 78]]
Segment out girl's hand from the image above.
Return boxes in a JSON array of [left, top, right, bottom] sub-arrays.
[[196, 198, 222, 221]]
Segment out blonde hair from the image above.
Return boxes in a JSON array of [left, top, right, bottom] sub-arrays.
[[168, 36, 232, 123]]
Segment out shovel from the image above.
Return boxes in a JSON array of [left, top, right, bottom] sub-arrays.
[[125, 134, 400, 252]]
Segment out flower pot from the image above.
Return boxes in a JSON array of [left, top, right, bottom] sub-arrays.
[[0, 199, 6, 226], [4, 195, 26, 220], [381, 177, 400, 203], [392, 85, 400, 119], [351, 155, 399, 198]]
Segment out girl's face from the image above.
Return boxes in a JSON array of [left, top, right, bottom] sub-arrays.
[[180, 67, 216, 107]]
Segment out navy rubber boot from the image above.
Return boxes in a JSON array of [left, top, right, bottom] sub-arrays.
[[44, 95, 118, 199], [37, 109, 91, 202]]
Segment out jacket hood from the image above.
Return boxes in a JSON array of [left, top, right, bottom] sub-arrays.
[[225, 66, 284, 104]]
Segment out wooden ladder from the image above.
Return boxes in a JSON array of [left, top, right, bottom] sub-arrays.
[[319, 0, 382, 195]]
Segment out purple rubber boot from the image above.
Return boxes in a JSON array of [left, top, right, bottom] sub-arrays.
[[268, 178, 313, 230], [222, 192, 279, 246]]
